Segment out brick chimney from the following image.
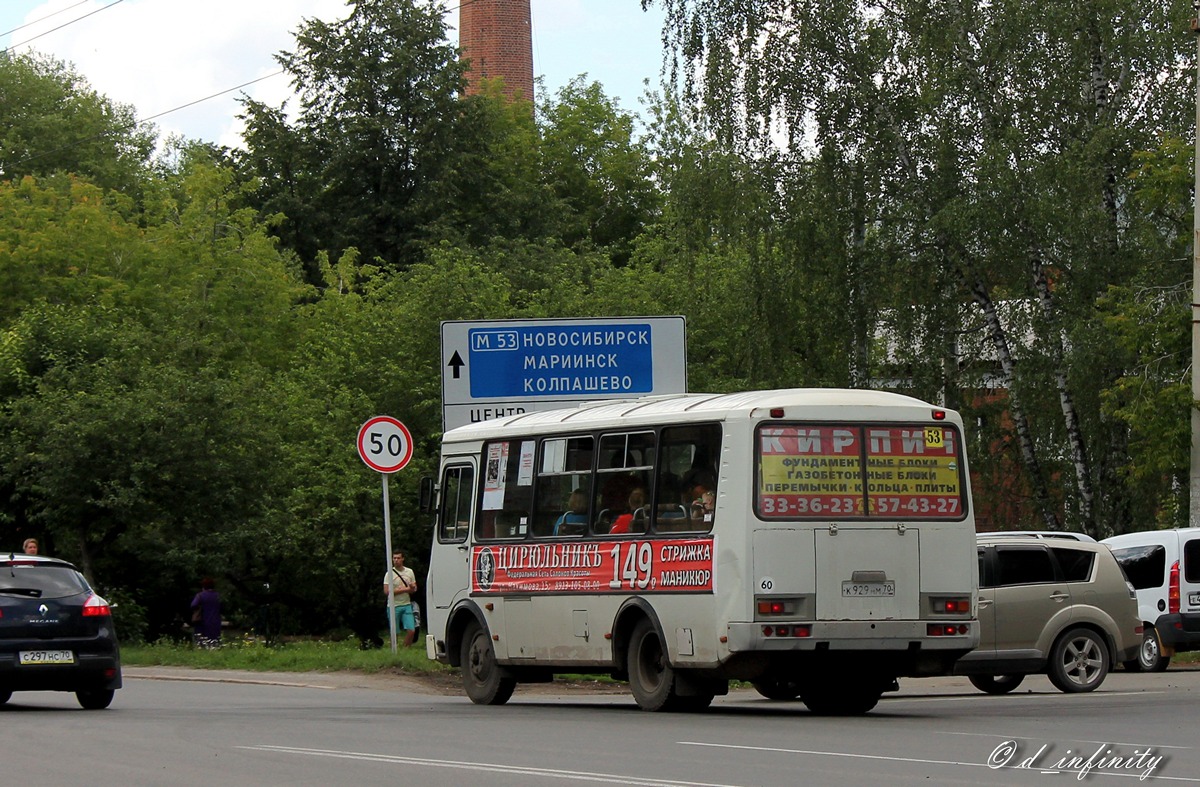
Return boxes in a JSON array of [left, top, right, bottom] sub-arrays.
[[459, 0, 534, 103]]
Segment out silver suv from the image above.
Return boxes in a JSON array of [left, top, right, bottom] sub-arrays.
[[954, 535, 1141, 694]]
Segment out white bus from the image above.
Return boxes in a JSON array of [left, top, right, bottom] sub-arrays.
[[422, 388, 978, 714]]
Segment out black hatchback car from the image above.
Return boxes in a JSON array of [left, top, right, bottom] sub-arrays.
[[0, 554, 122, 709]]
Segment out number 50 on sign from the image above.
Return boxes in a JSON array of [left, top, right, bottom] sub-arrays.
[[356, 416, 414, 474]]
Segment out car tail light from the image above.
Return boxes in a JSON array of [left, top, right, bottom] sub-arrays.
[[82, 594, 111, 617], [1169, 560, 1180, 615]]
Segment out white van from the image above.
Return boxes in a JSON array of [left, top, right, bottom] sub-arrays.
[[1101, 528, 1200, 671]]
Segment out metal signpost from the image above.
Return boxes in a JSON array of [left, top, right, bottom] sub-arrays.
[[356, 416, 414, 654], [440, 316, 687, 432]]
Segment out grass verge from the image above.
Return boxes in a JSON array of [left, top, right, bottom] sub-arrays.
[[121, 638, 452, 676]]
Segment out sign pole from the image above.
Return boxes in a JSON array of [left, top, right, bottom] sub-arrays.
[[382, 473, 397, 654], [356, 415, 415, 656]]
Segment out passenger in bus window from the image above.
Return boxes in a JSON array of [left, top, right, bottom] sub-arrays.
[[553, 489, 588, 536], [609, 488, 648, 534], [690, 484, 715, 526], [681, 446, 717, 501]]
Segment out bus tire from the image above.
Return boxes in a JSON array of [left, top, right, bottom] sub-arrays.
[[751, 677, 802, 701], [802, 683, 881, 715], [627, 618, 679, 711], [1047, 627, 1108, 693], [460, 621, 516, 705], [968, 674, 1025, 694]]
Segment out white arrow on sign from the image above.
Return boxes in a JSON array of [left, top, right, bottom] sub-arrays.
[[356, 416, 414, 474]]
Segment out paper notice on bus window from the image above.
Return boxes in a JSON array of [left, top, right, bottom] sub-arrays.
[[757, 425, 964, 520], [517, 440, 535, 485], [482, 442, 510, 511]]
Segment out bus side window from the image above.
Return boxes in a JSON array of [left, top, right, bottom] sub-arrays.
[[657, 424, 721, 533], [438, 464, 474, 543], [535, 436, 593, 538]]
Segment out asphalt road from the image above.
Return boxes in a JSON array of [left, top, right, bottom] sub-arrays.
[[4, 666, 1198, 786]]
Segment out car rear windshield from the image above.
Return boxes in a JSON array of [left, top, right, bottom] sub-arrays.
[[1111, 545, 1166, 590], [0, 564, 89, 599]]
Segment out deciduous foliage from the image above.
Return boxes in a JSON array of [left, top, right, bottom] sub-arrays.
[[1, 0, 1194, 644], [0, 52, 154, 195], [652, 0, 1195, 534], [237, 0, 466, 277]]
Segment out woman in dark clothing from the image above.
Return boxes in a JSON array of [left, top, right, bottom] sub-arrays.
[[190, 577, 222, 648]]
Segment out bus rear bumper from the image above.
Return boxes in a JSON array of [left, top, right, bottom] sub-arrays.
[[726, 620, 978, 653], [724, 620, 976, 678]]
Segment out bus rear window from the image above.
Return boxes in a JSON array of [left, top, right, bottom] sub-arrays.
[[756, 423, 966, 521]]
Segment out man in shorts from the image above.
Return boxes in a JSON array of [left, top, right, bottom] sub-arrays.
[[384, 550, 419, 646]]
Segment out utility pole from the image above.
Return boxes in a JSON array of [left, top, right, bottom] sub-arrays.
[[1192, 9, 1200, 527]]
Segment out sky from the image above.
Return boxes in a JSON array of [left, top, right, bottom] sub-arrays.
[[0, 0, 669, 149]]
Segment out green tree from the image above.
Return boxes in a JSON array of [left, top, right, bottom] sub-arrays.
[[237, 0, 466, 278], [0, 51, 154, 195], [653, 0, 1194, 534]]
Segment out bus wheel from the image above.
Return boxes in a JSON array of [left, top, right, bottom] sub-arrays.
[[802, 683, 881, 715], [968, 674, 1025, 694], [460, 621, 516, 705], [628, 619, 678, 711], [751, 677, 802, 701]]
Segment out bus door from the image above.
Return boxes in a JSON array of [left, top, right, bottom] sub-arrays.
[[814, 528, 920, 620], [428, 461, 476, 625]]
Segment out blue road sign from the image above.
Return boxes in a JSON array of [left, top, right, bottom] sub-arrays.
[[468, 323, 654, 398]]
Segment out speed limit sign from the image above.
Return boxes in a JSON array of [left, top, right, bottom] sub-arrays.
[[356, 416, 414, 474]]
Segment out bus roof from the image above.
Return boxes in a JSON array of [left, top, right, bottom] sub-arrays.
[[442, 388, 953, 443]]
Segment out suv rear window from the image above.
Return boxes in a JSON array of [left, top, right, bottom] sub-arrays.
[[1051, 548, 1095, 582], [0, 563, 89, 599], [996, 547, 1056, 586], [1111, 545, 1166, 590]]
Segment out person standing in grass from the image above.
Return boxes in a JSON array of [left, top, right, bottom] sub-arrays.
[[190, 577, 222, 648], [384, 550, 419, 647]]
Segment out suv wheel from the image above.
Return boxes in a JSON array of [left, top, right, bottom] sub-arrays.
[[1047, 627, 1109, 693], [968, 674, 1025, 694], [1137, 627, 1171, 672]]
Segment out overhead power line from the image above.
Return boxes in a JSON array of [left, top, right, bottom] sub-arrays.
[[0, 0, 90, 38], [3, 0, 125, 56]]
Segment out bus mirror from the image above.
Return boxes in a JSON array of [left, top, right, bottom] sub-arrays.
[[419, 476, 435, 513]]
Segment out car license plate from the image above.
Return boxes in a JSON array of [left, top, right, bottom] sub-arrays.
[[842, 581, 895, 597], [19, 650, 75, 665], [1189, 592, 1200, 606]]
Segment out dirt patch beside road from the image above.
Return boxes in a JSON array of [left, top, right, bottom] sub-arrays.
[[124, 665, 630, 696]]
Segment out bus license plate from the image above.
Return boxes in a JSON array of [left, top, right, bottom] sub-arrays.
[[19, 650, 75, 665], [842, 581, 895, 597]]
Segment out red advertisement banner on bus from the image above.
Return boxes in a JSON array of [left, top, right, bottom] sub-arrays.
[[758, 424, 965, 520], [470, 538, 715, 594]]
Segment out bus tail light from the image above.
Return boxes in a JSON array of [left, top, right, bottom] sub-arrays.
[[932, 596, 971, 614], [927, 623, 969, 637], [756, 598, 800, 617], [761, 625, 811, 638]]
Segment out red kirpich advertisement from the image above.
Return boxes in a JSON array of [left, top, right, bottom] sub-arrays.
[[758, 424, 964, 520], [470, 538, 715, 594]]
